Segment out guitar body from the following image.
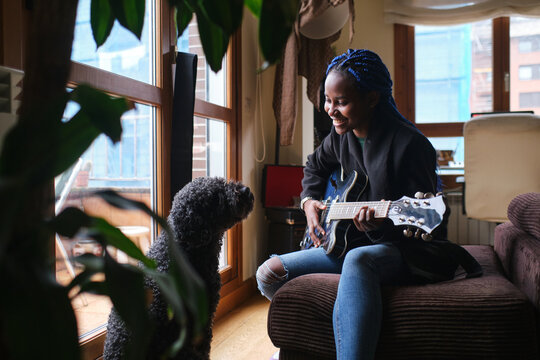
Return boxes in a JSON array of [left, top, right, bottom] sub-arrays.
[[300, 169, 367, 258]]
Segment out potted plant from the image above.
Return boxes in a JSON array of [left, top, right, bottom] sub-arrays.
[[0, 0, 299, 359]]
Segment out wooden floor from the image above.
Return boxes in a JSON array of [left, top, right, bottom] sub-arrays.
[[210, 294, 279, 360]]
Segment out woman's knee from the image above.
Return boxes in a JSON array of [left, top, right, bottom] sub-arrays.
[[256, 256, 288, 300], [343, 246, 381, 272]]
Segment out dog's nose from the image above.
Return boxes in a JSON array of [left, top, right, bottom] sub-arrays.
[[240, 186, 254, 201]]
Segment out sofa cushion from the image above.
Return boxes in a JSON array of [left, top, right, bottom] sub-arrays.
[[495, 222, 540, 312], [268, 245, 538, 359], [507, 192, 540, 239]]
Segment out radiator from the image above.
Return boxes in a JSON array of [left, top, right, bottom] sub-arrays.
[[445, 192, 498, 246]]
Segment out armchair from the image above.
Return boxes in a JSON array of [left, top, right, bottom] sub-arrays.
[[266, 193, 540, 359]]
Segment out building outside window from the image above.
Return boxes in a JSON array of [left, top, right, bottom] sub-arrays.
[[401, 17, 540, 169]]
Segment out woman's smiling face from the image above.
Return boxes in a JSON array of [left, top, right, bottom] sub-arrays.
[[324, 70, 379, 138]]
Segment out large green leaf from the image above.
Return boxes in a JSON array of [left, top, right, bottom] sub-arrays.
[[0, 85, 130, 186], [196, 9, 229, 72], [140, 267, 189, 356], [71, 84, 130, 143], [259, 0, 300, 63], [91, 0, 115, 47], [105, 253, 153, 360], [33, 111, 99, 185], [109, 0, 146, 39], [66, 253, 105, 292], [51, 206, 156, 268], [96, 189, 171, 238], [49, 206, 91, 238], [245, 0, 262, 18], [175, 0, 194, 38], [202, 0, 243, 34]]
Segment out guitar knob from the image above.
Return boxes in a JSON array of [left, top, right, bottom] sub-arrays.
[[421, 233, 433, 242], [403, 228, 413, 237], [424, 192, 434, 198], [414, 191, 424, 199], [414, 229, 422, 238]]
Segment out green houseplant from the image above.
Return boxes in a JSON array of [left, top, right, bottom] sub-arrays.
[[0, 0, 299, 359]]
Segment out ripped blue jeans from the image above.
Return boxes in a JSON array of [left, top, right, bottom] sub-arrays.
[[256, 244, 410, 360]]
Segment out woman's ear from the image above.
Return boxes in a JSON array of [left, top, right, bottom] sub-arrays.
[[367, 91, 380, 109]]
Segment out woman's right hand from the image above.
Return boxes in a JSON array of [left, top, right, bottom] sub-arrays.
[[304, 199, 327, 247]]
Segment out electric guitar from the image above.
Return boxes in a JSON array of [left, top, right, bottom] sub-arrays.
[[300, 170, 446, 258]]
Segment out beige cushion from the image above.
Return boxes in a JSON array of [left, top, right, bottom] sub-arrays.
[[464, 113, 540, 222]]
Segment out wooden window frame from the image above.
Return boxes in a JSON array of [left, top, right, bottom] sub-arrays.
[[394, 19, 511, 138], [192, 33, 243, 291]]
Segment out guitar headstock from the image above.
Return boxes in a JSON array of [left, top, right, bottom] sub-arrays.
[[387, 194, 446, 234]]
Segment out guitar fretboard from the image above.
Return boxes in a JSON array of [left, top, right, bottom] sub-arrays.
[[327, 201, 392, 220]]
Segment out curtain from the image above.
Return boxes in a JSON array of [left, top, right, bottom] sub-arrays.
[[384, 0, 540, 25]]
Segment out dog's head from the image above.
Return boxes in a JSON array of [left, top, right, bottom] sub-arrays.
[[169, 177, 254, 244]]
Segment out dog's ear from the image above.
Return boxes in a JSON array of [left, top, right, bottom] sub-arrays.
[[217, 191, 227, 210]]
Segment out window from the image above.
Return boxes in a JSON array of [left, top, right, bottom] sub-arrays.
[[1, 0, 242, 357], [518, 64, 540, 80], [519, 92, 540, 108], [510, 18, 540, 114], [395, 16, 540, 167], [518, 34, 540, 53], [177, 17, 239, 274], [55, 0, 158, 346], [72, 0, 155, 84]]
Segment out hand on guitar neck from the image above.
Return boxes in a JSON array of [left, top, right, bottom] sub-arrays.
[[351, 203, 386, 233]]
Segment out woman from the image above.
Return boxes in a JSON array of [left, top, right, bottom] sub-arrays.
[[256, 49, 480, 360]]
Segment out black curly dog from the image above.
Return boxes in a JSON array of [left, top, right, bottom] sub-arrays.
[[103, 177, 254, 359]]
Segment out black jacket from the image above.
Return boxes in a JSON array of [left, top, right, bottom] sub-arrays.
[[301, 115, 482, 283]]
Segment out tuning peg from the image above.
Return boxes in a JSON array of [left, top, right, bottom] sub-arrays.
[[423, 192, 434, 198], [414, 229, 422, 238], [414, 191, 424, 199], [403, 227, 413, 237], [421, 233, 433, 241]]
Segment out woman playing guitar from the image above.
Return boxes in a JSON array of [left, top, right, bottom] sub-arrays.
[[256, 49, 481, 360]]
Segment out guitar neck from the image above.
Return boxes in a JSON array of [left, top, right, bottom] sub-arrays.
[[326, 201, 392, 221]]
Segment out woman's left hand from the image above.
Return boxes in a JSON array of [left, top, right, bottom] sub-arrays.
[[353, 204, 384, 232]]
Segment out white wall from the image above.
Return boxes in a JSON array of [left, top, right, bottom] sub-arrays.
[[240, 2, 394, 280]]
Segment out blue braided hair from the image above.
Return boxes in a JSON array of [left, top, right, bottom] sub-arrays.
[[326, 49, 443, 191], [326, 48, 415, 128]]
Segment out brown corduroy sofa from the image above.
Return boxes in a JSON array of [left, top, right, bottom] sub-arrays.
[[267, 192, 540, 359]]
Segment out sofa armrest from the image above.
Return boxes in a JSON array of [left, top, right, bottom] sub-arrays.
[[494, 222, 540, 311]]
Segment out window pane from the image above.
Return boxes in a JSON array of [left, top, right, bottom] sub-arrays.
[[192, 116, 228, 269], [55, 102, 155, 339], [415, 20, 492, 123], [510, 17, 540, 113], [192, 116, 227, 179], [72, 0, 156, 85], [429, 137, 464, 174], [177, 17, 227, 106]]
